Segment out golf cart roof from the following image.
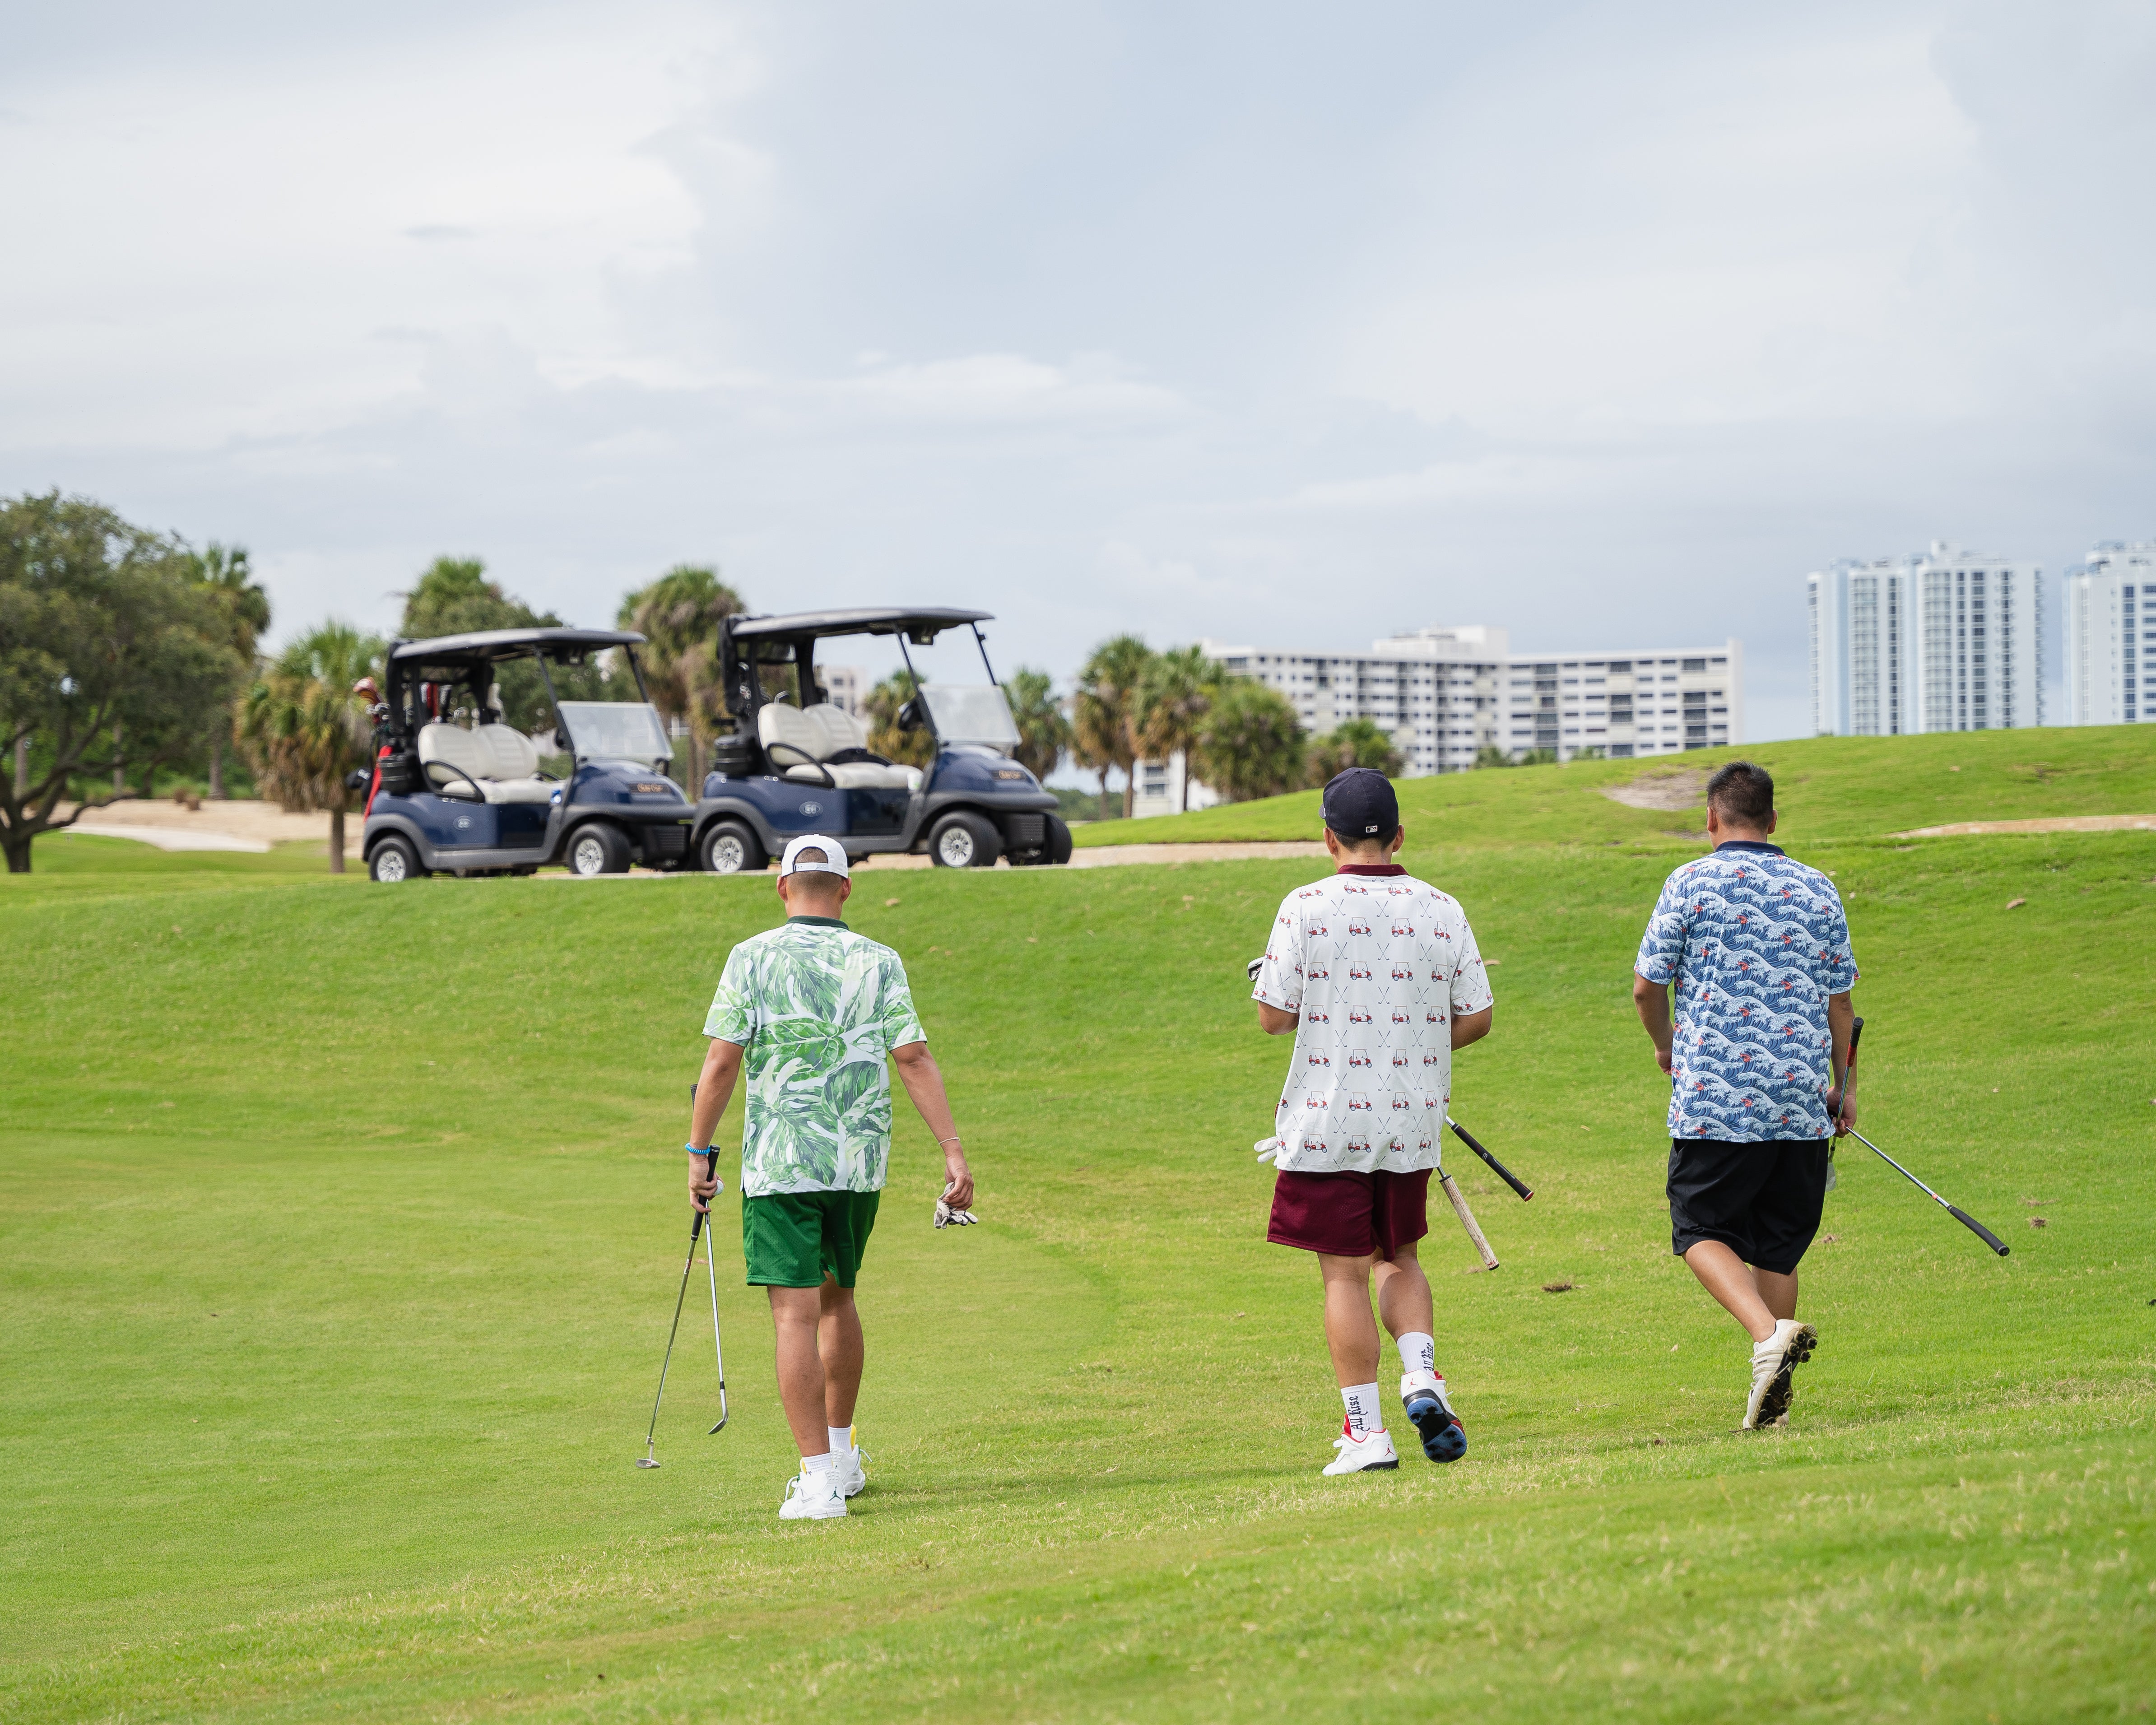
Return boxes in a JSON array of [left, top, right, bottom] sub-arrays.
[[387, 628, 646, 666], [728, 608, 992, 643]]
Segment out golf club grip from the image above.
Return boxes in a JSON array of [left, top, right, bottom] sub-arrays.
[[1948, 1204, 2010, 1257], [690, 1149, 718, 1238], [1448, 1120, 1534, 1201], [1846, 1015, 1863, 1069]]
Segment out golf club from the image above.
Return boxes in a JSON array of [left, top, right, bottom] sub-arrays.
[[636, 1149, 724, 1468], [1837, 1017, 2010, 1258], [702, 1178, 728, 1434], [1444, 1116, 1535, 1201], [1440, 1172, 1500, 1270]]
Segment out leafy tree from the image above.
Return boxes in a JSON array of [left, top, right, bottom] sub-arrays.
[[1005, 667, 1070, 781], [863, 672, 934, 767], [0, 492, 242, 873], [237, 624, 384, 874], [398, 556, 563, 733], [1571, 744, 1605, 762], [1516, 747, 1558, 765], [617, 565, 745, 787], [1306, 717, 1405, 784], [1133, 646, 1222, 812], [1190, 679, 1306, 803], [1472, 745, 1517, 770], [185, 540, 271, 798], [1071, 635, 1153, 819]]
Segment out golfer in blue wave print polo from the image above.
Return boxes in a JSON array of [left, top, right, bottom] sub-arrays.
[[1631, 760, 1859, 1433]]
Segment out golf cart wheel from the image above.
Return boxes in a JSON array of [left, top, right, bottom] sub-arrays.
[[929, 812, 1001, 869], [700, 821, 766, 874], [567, 823, 631, 877], [368, 837, 426, 883], [1045, 812, 1073, 865]]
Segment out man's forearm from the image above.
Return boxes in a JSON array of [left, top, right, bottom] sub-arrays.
[[894, 1048, 959, 1142], [689, 1043, 742, 1148], [1633, 979, 1673, 1050]]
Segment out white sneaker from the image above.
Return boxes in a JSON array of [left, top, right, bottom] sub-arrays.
[[1743, 1319, 1818, 1430], [1322, 1422, 1400, 1475], [778, 1466, 847, 1520], [835, 1444, 870, 1499]]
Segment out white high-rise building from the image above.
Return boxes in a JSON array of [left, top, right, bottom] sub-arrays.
[[2064, 543, 2155, 727], [1808, 543, 2042, 735], [1194, 625, 1742, 774]]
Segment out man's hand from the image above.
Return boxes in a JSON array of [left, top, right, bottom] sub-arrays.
[[939, 1143, 974, 1212], [1654, 1042, 1673, 1075], [688, 1152, 721, 1213], [1825, 1087, 1858, 1136]]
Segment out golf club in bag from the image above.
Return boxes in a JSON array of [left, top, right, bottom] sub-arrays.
[[1837, 1017, 2009, 1258], [636, 1145, 730, 1469]]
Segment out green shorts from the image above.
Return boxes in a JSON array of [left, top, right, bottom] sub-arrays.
[[742, 1190, 881, 1288]]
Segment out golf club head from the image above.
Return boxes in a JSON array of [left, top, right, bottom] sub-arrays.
[[635, 1456, 661, 1469], [708, 1418, 726, 1434]]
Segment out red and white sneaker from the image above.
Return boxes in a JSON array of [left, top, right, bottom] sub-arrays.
[[1322, 1422, 1400, 1475]]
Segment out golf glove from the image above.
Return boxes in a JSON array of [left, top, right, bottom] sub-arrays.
[[1246, 957, 1264, 982], [934, 1190, 978, 1228]]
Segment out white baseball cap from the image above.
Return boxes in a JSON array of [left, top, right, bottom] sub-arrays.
[[778, 834, 850, 879]]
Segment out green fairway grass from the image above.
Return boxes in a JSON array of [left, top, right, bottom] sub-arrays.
[[4, 744, 2152, 1721], [1076, 725, 2156, 848]]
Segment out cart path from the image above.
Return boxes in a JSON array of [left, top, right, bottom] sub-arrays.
[[58, 800, 356, 854], [534, 840, 1334, 877], [1891, 814, 2156, 837]]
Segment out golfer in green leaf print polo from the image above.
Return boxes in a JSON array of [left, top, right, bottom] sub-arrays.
[[685, 834, 976, 1521]]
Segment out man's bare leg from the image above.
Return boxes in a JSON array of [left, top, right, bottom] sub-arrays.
[[818, 1276, 864, 1431], [1371, 1242, 1435, 1346], [1316, 1252, 1381, 1386], [1682, 1241, 1778, 1342], [767, 1286, 831, 1457], [1754, 1266, 1798, 1323]]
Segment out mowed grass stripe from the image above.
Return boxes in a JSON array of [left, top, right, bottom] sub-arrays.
[[2, 815, 2152, 1720]]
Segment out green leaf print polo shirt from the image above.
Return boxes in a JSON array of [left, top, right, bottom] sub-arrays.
[[703, 916, 925, 1197]]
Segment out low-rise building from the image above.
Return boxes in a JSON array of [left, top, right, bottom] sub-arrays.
[[1195, 625, 1742, 773]]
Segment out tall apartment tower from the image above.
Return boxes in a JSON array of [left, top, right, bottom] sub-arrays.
[[2064, 543, 2155, 726], [1808, 543, 2042, 735]]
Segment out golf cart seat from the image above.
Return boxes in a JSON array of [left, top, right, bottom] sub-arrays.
[[417, 722, 558, 804], [757, 704, 922, 791]]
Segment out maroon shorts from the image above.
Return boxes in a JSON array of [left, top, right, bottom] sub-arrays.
[[1267, 1168, 1432, 1260]]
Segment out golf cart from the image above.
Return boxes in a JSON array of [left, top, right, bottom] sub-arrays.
[[689, 607, 1071, 871], [357, 627, 694, 882]]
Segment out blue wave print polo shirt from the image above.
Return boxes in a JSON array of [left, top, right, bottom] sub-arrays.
[[1634, 841, 1859, 1142]]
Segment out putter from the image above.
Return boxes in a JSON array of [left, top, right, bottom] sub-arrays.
[[1440, 1172, 1500, 1270], [1838, 1018, 2009, 1258], [636, 1150, 725, 1468], [1444, 1116, 1534, 1201]]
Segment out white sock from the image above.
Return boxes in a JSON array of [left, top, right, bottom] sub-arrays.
[[800, 1450, 836, 1476], [1397, 1332, 1437, 1377], [1341, 1382, 1385, 1438], [828, 1426, 853, 1457]]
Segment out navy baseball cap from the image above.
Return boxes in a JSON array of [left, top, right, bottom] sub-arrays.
[[1322, 767, 1399, 840]]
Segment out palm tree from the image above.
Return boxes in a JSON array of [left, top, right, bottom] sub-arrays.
[[1306, 718, 1405, 785], [616, 566, 745, 788], [863, 672, 934, 768], [1072, 635, 1153, 820], [187, 541, 271, 798], [1004, 667, 1070, 781], [237, 623, 384, 874], [1134, 646, 1221, 812], [1191, 679, 1306, 803]]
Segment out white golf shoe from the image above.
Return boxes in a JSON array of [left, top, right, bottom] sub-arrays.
[[835, 1444, 871, 1499], [1322, 1423, 1400, 1475], [1743, 1319, 1818, 1430], [778, 1466, 847, 1520]]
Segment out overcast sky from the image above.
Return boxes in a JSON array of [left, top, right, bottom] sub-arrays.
[[5, 0, 2151, 743]]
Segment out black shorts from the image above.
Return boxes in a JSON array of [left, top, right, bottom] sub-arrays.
[[1668, 1138, 1828, 1275]]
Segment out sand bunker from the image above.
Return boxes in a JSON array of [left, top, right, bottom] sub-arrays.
[[1599, 768, 1707, 813], [1892, 814, 2156, 838]]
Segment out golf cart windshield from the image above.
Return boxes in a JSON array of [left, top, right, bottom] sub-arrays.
[[556, 701, 673, 767], [919, 683, 1020, 748]]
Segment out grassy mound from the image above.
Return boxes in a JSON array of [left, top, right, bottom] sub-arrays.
[[3, 798, 2152, 1720], [1078, 725, 2156, 849]]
